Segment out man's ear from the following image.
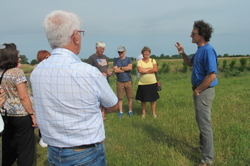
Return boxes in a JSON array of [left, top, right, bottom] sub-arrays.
[[72, 32, 80, 45]]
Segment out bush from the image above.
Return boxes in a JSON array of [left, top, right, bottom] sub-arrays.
[[229, 60, 237, 71], [159, 63, 167, 74], [163, 63, 171, 73], [182, 62, 188, 73], [239, 58, 247, 72], [222, 60, 227, 71], [132, 63, 137, 75], [224, 69, 241, 78]]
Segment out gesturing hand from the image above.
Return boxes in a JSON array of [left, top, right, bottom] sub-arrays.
[[174, 42, 184, 54]]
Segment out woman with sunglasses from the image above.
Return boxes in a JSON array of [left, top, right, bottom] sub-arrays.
[[0, 43, 37, 166]]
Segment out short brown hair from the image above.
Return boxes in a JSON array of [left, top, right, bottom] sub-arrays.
[[141, 46, 151, 54], [0, 43, 19, 70], [37, 50, 51, 62]]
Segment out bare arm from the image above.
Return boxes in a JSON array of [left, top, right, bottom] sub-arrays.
[[146, 64, 158, 74], [0, 89, 6, 108], [137, 66, 150, 74], [104, 102, 119, 114], [17, 83, 37, 127], [175, 42, 193, 67], [113, 64, 132, 73], [194, 72, 217, 95]]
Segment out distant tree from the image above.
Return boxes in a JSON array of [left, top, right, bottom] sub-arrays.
[[160, 53, 164, 59], [30, 59, 39, 66], [130, 57, 135, 61], [218, 55, 222, 57], [81, 58, 87, 62], [20, 55, 29, 64], [171, 54, 181, 59], [150, 55, 157, 59], [223, 53, 229, 57], [165, 55, 171, 59]]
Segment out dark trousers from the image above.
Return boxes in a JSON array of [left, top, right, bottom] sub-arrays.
[[2, 116, 35, 166]]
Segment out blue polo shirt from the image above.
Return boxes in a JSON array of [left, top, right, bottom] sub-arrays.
[[191, 43, 218, 87]]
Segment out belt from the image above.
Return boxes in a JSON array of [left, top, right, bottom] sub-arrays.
[[62, 143, 96, 149], [192, 85, 213, 91]]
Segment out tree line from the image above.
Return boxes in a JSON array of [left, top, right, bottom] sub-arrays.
[[20, 53, 250, 65]]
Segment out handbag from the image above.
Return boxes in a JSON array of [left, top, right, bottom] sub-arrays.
[[0, 69, 8, 134], [157, 81, 162, 91], [151, 59, 162, 91]]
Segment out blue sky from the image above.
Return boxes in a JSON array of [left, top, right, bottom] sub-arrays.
[[1, 0, 249, 62]]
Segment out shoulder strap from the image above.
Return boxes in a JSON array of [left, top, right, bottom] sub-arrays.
[[151, 59, 158, 81]]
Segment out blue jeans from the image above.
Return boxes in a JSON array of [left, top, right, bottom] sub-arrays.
[[48, 143, 106, 166], [193, 87, 214, 165]]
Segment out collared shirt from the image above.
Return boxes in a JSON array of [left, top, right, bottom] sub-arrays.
[[30, 48, 118, 147], [191, 43, 218, 87]]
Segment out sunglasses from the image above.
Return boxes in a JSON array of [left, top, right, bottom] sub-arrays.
[[118, 51, 123, 54], [191, 32, 198, 36]]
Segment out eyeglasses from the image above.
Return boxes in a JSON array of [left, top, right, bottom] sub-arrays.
[[0, 44, 6, 49], [72, 30, 85, 37], [118, 51, 123, 54], [77, 30, 85, 36], [191, 32, 198, 36]]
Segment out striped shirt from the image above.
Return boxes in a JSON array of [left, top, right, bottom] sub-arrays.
[[30, 48, 118, 147]]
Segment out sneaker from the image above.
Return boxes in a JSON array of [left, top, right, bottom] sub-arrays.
[[152, 114, 157, 118], [141, 115, 145, 118], [118, 112, 123, 118], [129, 111, 134, 116], [39, 138, 48, 148]]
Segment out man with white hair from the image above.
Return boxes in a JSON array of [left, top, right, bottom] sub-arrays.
[[87, 41, 112, 120], [31, 10, 118, 166], [87, 41, 112, 79]]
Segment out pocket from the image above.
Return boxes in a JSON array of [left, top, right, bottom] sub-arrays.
[[48, 158, 56, 166]]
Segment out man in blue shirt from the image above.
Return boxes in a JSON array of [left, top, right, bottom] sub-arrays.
[[31, 10, 118, 166], [175, 20, 218, 166], [113, 46, 134, 117]]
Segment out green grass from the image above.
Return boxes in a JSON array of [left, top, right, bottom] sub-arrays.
[[7, 60, 250, 165]]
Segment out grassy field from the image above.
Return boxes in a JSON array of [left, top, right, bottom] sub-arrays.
[[4, 58, 250, 166]]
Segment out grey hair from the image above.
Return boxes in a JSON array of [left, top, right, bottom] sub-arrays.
[[43, 10, 82, 49], [96, 41, 106, 48]]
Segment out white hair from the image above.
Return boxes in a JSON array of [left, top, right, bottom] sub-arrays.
[[96, 41, 106, 48], [43, 10, 82, 49]]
